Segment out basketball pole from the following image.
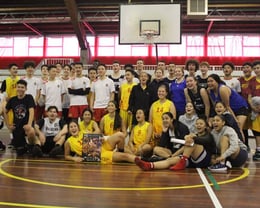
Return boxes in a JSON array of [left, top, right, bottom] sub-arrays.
[[155, 43, 158, 64]]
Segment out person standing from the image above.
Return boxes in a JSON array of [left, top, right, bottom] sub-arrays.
[[90, 64, 115, 123], [68, 62, 90, 120]]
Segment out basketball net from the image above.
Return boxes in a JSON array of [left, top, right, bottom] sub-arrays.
[[140, 30, 159, 45]]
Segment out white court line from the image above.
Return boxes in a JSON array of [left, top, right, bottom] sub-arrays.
[[196, 168, 223, 208]]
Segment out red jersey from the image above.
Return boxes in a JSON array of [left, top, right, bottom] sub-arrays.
[[249, 77, 260, 97], [238, 76, 255, 100]]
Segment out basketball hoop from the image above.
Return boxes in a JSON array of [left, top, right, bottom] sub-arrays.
[[140, 29, 159, 44]]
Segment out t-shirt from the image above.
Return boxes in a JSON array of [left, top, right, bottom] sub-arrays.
[[6, 94, 35, 128]]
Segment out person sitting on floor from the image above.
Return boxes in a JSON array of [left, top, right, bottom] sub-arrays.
[[144, 112, 189, 162], [64, 120, 136, 164], [124, 109, 153, 156], [34, 105, 68, 157], [208, 115, 248, 172]]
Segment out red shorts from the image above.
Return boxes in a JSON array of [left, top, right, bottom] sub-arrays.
[[93, 108, 106, 122], [68, 105, 88, 118]]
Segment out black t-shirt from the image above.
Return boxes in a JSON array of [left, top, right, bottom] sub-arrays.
[[6, 94, 35, 128], [159, 120, 190, 153]]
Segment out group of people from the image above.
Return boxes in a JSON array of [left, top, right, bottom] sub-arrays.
[[0, 58, 259, 173]]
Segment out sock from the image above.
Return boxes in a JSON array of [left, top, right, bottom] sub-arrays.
[[135, 157, 154, 171], [256, 147, 260, 152]]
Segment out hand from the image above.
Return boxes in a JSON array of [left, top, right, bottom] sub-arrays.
[[215, 155, 225, 163], [73, 156, 83, 162], [7, 124, 15, 131]]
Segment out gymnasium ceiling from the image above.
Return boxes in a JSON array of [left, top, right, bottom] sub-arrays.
[[0, 0, 259, 48]]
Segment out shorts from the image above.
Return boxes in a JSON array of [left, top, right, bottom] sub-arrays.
[[252, 130, 260, 136], [227, 148, 248, 167], [68, 105, 88, 118], [93, 108, 106, 122], [234, 107, 249, 116], [188, 150, 211, 168], [101, 140, 113, 165]]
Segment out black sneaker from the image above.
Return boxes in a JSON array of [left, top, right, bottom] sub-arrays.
[[253, 150, 260, 161], [49, 145, 63, 158], [148, 155, 165, 162], [32, 145, 43, 157], [0, 140, 6, 151], [16, 146, 28, 156]]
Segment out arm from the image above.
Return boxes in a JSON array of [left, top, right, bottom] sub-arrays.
[[27, 107, 34, 126], [99, 117, 105, 134], [34, 123, 46, 144], [53, 124, 68, 142], [169, 102, 177, 120], [128, 87, 135, 112], [110, 91, 115, 101], [219, 86, 237, 121], [3, 106, 14, 130], [89, 91, 95, 111], [92, 121, 101, 134], [184, 88, 191, 103], [200, 88, 211, 119], [64, 140, 83, 162]]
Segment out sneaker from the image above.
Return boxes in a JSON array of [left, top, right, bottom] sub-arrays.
[[134, 157, 153, 171], [32, 145, 43, 157], [208, 163, 227, 173], [225, 160, 232, 169], [253, 150, 260, 161], [49, 145, 63, 158], [169, 157, 187, 171], [148, 155, 165, 162], [16, 146, 28, 156]]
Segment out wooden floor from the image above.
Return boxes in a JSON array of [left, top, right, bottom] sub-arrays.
[[0, 128, 259, 208]]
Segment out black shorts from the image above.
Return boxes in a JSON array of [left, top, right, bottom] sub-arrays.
[[234, 107, 249, 116], [42, 136, 55, 153], [252, 130, 260, 137], [227, 148, 248, 167]]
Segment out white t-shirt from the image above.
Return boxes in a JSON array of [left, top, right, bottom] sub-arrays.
[[22, 76, 41, 100], [41, 79, 66, 111], [91, 77, 115, 108], [222, 78, 241, 93], [67, 76, 90, 106]]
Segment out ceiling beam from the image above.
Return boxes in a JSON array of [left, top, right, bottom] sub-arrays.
[[82, 21, 96, 36], [64, 0, 86, 49], [23, 23, 42, 36]]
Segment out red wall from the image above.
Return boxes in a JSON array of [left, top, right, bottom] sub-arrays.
[[0, 56, 259, 69]]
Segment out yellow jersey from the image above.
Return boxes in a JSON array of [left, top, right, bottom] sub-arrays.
[[79, 120, 95, 133], [6, 76, 20, 99], [151, 99, 172, 135], [119, 82, 136, 111], [132, 121, 150, 148]]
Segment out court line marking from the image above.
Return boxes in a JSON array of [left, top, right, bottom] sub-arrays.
[[197, 168, 222, 208], [205, 170, 220, 190], [0, 159, 250, 191], [0, 202, 75, 208]]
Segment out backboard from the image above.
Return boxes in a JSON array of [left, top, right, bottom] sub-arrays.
[[119, 4, 181, 44]]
